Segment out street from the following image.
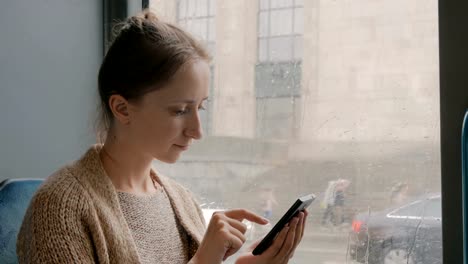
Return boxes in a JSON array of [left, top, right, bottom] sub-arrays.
[[287, 229, 358, 264], [225, 227, 359, 264]]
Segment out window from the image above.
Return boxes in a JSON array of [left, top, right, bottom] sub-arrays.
[[255, 62, 301, 139], [151, 1, 441, 263], [258, 0, 303, 62], [177, 0, 215, 54], [176, 0, 216, 134], [425, 197, 442, 219], [256, 0, 303, 140]]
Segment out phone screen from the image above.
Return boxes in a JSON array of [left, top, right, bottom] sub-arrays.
[[252, 193, 315, 256]]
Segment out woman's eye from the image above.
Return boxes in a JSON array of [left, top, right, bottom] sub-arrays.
[[198, 101, 208, 111], [175, 109, 188, 116]]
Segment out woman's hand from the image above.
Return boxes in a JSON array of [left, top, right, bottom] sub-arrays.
[[192, 209, 270, 264], [234, 210, 308, 264]]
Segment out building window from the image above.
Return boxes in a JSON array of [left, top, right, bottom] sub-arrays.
[[255, 62, 301, 139], [177, 0, 216, 55], [258, 0, 303, 62], [256, 0, 303, 140], [177, 0, 216, 134]]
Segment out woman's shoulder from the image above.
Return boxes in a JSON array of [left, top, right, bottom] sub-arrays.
[[34, 145, 107, 205], [41, 164, 84, 190], [17, 165, 95, 262], [30, 165, 91, 214]]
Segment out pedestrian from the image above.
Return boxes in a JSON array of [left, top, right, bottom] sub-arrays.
[[390, 182, 409, 206], [321, 180, 337, 226], [333, 179, 350, 226], [259, 187, 278, 220]]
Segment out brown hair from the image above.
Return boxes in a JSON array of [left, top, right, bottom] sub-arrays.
[[96, 10, 211, 141]]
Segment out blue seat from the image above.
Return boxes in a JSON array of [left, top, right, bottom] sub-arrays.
[[0, 178, 43, 264]]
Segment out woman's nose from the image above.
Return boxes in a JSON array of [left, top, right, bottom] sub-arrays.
[[184, 112, 203, 140]]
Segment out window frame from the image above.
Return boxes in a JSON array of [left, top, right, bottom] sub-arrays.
[[439, 1, 468, 262]]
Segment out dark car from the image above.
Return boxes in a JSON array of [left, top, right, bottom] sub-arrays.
[[349, 194, 441, 264]]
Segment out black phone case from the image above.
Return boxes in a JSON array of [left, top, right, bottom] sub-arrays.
[[252, 193, 315, 256]]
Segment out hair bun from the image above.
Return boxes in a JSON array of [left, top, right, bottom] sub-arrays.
[[143, 10, 159, 22]]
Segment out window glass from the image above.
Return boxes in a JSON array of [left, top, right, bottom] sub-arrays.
[[176, 0, 215, 135], [258, 0, 300, 62], [258, 38, 268, 62], [206, 42, 215, 58], [152, 0, 441, 263], [256, 0, 301, 140], [392, 197, 441, 218], [208, 18, 215, 42], [293, 36, 302, 60], [209, 0, 215, 16], [391, 201, 425, 217], [177, 0, 213, 42], [271, 0, 293, 9], [259, 0, 269, 10], [258, 12, 269, 37], [187, 0, 196, 17], [426, 198, 442, 218], [270, 10, 293, 36], [269, 36, 293, 61], [195, 0, 208, 16], [294, 7, 303, 34], [295, 0, 304, 6], [178, 0, 186, 18], [257, 97, 296, 139], [190, 18, 208, 39], [256, 62, 301, 98]]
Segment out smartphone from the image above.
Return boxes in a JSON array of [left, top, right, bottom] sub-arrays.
[[252, 193, 315, 256]]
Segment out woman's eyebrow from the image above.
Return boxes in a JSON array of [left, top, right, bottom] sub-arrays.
[[169, 97, 209, 104]]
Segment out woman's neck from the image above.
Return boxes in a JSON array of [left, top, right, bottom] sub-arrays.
[[99, 136, 159, 195]]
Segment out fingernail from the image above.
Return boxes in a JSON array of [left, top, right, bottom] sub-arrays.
[[263, 217, 269, 223]]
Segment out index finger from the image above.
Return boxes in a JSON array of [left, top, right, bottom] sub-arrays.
[[224, 209, 269, 225]]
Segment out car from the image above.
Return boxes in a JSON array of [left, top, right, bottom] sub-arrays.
[[348, 194, 442, 264]]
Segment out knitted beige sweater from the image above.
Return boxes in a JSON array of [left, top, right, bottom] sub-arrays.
[[17, 145, 206, 263], [117, 190, 189, 263]]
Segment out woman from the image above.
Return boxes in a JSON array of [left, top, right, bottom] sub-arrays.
[[17, 10, 307, 264]]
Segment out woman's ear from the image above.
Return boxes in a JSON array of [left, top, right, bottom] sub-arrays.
[[108, 94, 130, 125]]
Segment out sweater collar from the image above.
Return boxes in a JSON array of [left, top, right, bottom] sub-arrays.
[[75, 144, 204, 246]]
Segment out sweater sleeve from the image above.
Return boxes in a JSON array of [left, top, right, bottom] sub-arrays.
[[17, 175, 96, 264]]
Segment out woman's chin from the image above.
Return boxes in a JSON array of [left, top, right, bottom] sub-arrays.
[[156, 153, 181, 164]]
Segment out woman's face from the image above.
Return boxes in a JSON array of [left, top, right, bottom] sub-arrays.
[[126, 60, 210, 163]]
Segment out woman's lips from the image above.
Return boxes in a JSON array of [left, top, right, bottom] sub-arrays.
[[174, 144, 189, 150]]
